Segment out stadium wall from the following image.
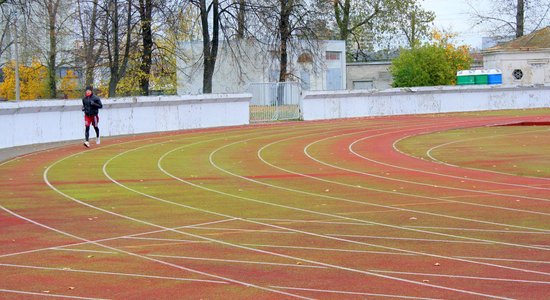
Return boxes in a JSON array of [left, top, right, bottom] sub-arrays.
[[301, 84, 550, 120], [0, 94, 250, 149]]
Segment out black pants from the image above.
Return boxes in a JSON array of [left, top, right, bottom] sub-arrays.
[[85, 125, 99, 141]]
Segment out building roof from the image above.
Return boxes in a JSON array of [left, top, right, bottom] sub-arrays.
[[486, 26, 550, 52]]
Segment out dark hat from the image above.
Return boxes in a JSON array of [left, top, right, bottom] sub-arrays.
[[85, 85, 93, 91]]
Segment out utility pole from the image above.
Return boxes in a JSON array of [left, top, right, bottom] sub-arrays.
[[13, 10, 20, 101]]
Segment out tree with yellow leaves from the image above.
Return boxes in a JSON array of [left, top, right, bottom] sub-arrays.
[[0, 60, 48, 100], [431, 30, 472, 80], [391, 30, 473, 87], [60, 69, 81, 99]]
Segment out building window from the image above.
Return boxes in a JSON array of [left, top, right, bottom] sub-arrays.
[[513, 69, 523, 80], [326, 51, 341, 61]]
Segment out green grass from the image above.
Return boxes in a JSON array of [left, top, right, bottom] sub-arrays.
[[397, 125, 550, 178]]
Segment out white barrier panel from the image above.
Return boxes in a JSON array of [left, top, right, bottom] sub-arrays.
[[0, 94, 251, 149], [301, 85, 550, 120]]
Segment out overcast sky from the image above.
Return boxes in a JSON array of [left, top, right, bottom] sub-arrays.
[[420, 0, 491, 49]]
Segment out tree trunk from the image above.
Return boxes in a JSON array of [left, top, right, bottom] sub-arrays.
[[106, 0, 132, 97], [47, 0, 61, 98], [278, 0, 291, 82], [334, 0, 350, 41], [237, 0, 245, 38], [48, 25, 57, 98], [200, 0, 219, 94], [516, 0, 524, 37], [83, 0, 100, 86], [139, 0, 153, 96], [409, 11, 416, 47]]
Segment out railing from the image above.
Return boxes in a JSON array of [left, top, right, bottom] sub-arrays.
[[248, 82, 301, 122]]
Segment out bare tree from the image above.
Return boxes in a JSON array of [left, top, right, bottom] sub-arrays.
[[27, 0, 74, 98], [189, 0, 219, 94], [137, 0, 153, 95], [516, 0, 525, 37], [101, 0, 135, 97], [329, 0, 434, 60], [250, 0, 322, 82], [277, 0, 291, 82], [233, 0, 246, 38], [0, 3, 16, 66], [75, 0, 106, 87], [45, 0, 62, 97], [397, 2, 434, 48], [468, 0, 550, 39], [333, 0, 381, 42]]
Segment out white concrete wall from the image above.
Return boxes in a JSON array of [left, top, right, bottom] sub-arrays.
[[301, 85, 550, 120], [0, 94, 250, 149]]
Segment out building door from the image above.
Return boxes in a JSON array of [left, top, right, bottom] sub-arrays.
[[326, 68, 342, 90], [531, 63, 546, 84]]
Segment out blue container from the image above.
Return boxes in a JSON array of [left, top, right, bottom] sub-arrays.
[[487, 69, 502, 84]]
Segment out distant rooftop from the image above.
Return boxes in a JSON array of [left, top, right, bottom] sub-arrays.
[[486, 26, 550, 52]]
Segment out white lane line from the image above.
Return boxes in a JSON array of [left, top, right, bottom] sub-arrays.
[[424, 128, 550, 180], [51, 248, 117, 254], [251, 129, 550, 232], [122, 236, 211, 243], [369, 269, 550, 285], [0, 289, 108, 300], [326, 234, 493, 245], [242, 244, 414, 255], [389, 129, 550, 189], [147, 254, 327, 269], [246, 243, 550, 266], [103, 131, 519, 298], [251, 219, 550, 235], [249, 217, 374, 226], [0, 217, 234, 259], [405, 226, 550, 235], [321, 130, 550, 211], [456, 256, 550, 265], [56, 120, 532, 298], [313, 123, 550, 204], [249, 133, 550, 237], [43, 152, 314, 300], [208, 135, 550, 250], [2, 205, 266, 293], [186, 226, 296, 234], [0, 263, 226, 284], [270, 286, 443, 300], [156, 130, 550, 278]]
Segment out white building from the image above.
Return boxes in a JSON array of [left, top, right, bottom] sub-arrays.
[[177, 39, 346, 95], [483, 27, 550, 85], [346, 61, 393, 90]]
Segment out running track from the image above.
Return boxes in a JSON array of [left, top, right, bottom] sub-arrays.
[[0, 112, 549, 299]]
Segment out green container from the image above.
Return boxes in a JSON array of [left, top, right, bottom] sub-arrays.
[[456, 70, 475, 85], [473, 70, 489, 85]]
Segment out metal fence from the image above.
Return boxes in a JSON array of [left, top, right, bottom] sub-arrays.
[[248, 82, 301, 122]]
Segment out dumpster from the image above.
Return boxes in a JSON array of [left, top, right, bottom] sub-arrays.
[[487, 69, 502, 84], [456, 70, 475, 85]]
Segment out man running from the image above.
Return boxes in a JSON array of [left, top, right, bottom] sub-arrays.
[[82, 85, 103, 148]]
